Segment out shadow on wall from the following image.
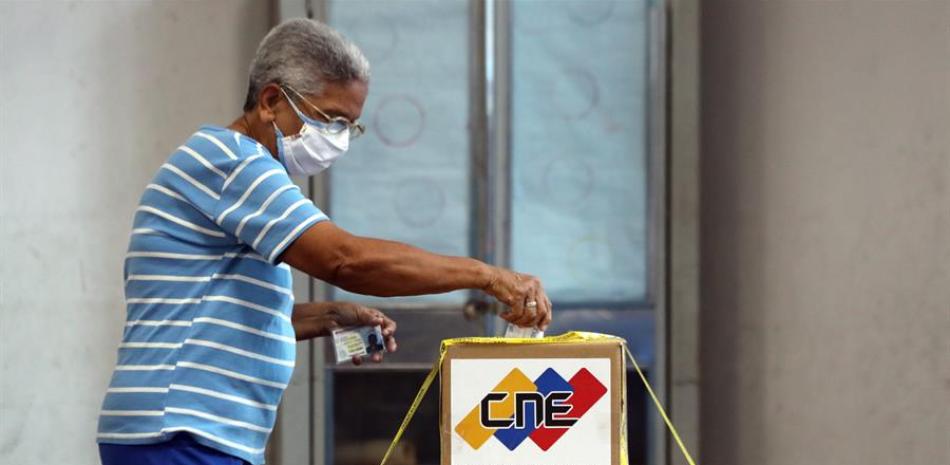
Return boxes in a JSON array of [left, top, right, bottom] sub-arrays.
[[699, 3, 769, 465]]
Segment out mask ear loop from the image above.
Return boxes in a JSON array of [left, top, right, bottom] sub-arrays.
[[280, 87, 329, 131], [272, 122, 290, 167]]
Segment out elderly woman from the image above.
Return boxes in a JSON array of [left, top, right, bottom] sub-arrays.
[[96, 18, 551, 465]]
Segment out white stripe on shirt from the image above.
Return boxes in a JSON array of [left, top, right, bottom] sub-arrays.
[[251, 199, 311, 250], [145, 183, 188, 203], [136, 206, 225, 238], [233, 184, 299, 237], [221, 154, 263, 191], [216, 169, 284, 223], [195, 132, 238, 160], [164, 407, 270, 433], [168, 384, 277, 411], [119, 342, 183, 349], [160, 163, 220, 200], [192, 317, 295, 344], [268, 213, 325, 262], [125, 320, 193, 327], [222, 251, 269, 263], [127, 251, 222, 260], [175, 361, 287, 389], [211, 273, 292, 296], [131, 228, 159, 236], [202, 295, 291, 322], [126, 297, 202, 305], [179, 145, 227, 179], [127, 274, 212, 283], [183, 338, 295, 367]]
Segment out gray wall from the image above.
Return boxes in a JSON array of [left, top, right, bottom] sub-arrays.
[[701, 2, 949, 465], [0, 2, 269, 463]]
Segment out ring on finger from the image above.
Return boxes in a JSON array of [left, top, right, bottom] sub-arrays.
[[526, 300, 538, 308]]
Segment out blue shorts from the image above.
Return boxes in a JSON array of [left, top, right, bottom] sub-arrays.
[[99, 433, 251, 465]]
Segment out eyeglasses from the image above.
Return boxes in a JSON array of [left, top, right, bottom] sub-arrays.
[[282, 85, 366, 140]]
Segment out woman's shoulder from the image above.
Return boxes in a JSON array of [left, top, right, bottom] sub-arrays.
[[189, 125, 271, 163]]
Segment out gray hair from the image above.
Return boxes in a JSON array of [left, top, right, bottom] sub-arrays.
[[243, 18, 370, 111]]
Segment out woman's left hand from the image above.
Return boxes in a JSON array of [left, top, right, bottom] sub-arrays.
[[292, 301, 398, 364]]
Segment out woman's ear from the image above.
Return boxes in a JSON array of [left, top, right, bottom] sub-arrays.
[[257, 84, 283, 124]]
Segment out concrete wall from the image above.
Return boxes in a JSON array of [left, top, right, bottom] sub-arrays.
[[0, 2, 269, 463], [700, 2, 949, 465]]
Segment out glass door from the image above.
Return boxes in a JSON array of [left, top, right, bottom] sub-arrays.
[[324, 2, 484, 464], [320, 1, 664, 464], [328, 0, 483, 365], [503, 3, 663, 464]]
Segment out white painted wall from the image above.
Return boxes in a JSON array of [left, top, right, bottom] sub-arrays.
[[701, 1, 949, 465], [0, 2, 269, 463]]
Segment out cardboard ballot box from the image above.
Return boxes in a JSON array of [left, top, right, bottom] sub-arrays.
[[440, 333, 626, 465]]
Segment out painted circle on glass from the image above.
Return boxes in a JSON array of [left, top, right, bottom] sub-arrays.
[[552, 69, 600, 120], [566, 0, 616, 27], [373, 95, 426, 148]]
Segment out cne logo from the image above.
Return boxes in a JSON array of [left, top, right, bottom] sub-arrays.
[[454, 367, 607, 451]]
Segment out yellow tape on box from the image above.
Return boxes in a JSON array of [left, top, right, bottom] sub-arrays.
[[379, 331, 696, 465]]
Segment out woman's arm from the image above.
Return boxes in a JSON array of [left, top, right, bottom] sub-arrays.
[[280, 221, 552, 330]]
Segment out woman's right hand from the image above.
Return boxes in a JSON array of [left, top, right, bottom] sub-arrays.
[[482, 267, 552, 331]]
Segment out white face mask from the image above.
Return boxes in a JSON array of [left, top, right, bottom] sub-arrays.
[[274, 89, 350, 176]]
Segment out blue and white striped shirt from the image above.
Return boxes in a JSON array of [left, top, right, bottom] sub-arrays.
[[97, 125, 327, 464]]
